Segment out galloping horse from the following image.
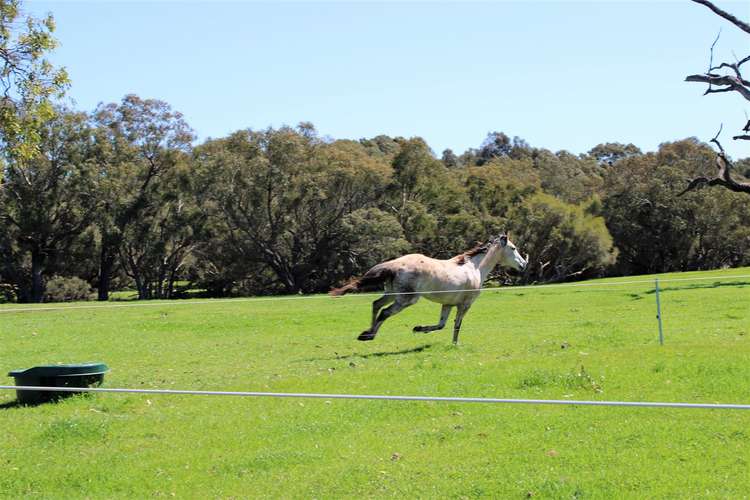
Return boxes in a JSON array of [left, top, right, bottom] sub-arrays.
[[330, 233, 528, 344]]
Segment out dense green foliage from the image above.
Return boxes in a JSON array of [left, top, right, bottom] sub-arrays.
[[3, 111, 750, 301], [0, 0, 69, 163], [0, 3, 749, 302], [1, 267, 749, 496]]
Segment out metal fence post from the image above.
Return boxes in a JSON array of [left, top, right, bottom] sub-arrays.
[[655, 278, 664, 345]]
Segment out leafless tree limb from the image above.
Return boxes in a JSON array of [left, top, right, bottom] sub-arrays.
[[710, 54, 750, 79], [706, 28, 722, 92], [678, 127, 750, 196], [691, 0, 750, 35], [685, 73, 750, 100], [681, 0, 750, 197]]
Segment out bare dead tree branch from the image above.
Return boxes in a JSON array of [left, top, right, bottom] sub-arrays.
[[691, 0, 750, 35], [707, 28, 722, 92], [685, 73, 750, 100], [710, 54, 750, 80], [683, 1, 750, 198], [678, 128, 750, 196], [710, 124, 725, 150]]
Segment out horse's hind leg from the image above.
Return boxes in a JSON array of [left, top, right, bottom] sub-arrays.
[[413, 304, 452, 333], [370, 294, 394, 331], [358, 296, 418, 341]]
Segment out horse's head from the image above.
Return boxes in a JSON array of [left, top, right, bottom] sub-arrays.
[[489, 232, 528, 271]]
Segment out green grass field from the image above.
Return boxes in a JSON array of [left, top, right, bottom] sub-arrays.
[[1, 268, 749, 498]]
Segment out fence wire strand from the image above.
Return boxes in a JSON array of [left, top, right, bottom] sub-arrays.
[[1, 274, 748, 314], [1, 385, 749, 410]]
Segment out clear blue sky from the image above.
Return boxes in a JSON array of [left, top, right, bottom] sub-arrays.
[[27, 1, 750, 158]]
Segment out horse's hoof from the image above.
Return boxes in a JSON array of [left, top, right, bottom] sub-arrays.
[[357, 331, 376, 341], [413, 326, 424, 333]]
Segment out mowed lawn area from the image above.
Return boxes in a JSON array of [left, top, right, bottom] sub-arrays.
[[1, 268, 749, 498]]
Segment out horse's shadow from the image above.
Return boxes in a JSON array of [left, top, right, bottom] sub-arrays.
[[302, 343, 434, 362]]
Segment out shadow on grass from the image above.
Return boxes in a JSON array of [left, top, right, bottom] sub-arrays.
[[629, 280, 750, 300], [303, 343, 434, 362], [0, 400, 22, 410]]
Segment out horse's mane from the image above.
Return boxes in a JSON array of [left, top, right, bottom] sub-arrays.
[[453, 242, 489, 265]]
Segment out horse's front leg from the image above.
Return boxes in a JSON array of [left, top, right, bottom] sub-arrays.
[[413, 304, 452, 333], [452, 303, 472, 345]]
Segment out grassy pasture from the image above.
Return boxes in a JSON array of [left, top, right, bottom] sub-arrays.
[[1, 268, 749, 498]]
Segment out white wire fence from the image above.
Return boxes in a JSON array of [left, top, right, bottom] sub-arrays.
[[1, 385, 749, 410], [0, 273, 748, 314]]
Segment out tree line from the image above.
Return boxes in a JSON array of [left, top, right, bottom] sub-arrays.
[[2, 100, 750, 303], [1, 0, 749, 303]]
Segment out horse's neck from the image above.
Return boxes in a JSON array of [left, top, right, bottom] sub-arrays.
[[473, 248, 500, 283], [466, 251, 497, 283]]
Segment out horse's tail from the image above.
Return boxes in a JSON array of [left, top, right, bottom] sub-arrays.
[[330, 264, 396, 296]]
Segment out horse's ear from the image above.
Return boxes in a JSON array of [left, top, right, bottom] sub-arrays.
[[499, 234, 508, 246]]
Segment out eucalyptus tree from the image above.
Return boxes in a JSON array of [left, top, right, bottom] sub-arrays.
[[602, 138, 750, 274], [193, 125, 393, 294], [359, 134, 401, 159], [507, 193, 616, 283], [0, 109, 97, 302], [475, 131, 531, 165], [91, 94, 194, 300], [0, 0, 71, 302], [532, 149, 604, 205], [441, 148, 460, 168], [387, 137, 480, 257], [587, 143, 642, 166], [0, 0, 69, 165], [463, 157, 539, 223], [118, 160, 206, 300]]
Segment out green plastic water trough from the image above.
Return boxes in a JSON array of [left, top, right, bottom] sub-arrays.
[[7, 363, 109, 405]]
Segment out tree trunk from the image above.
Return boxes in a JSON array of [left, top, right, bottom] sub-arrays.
[[30, 248, 45, 303], [155, 260, 167, 299], [276, 267, 298, 294], [167, 266, 178, 299], [130, 259, 148, 300], [97, 244, 116, 301]]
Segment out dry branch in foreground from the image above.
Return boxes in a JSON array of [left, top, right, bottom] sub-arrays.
[[681, 0, 750, 197], [678, 131, 750, 196]]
